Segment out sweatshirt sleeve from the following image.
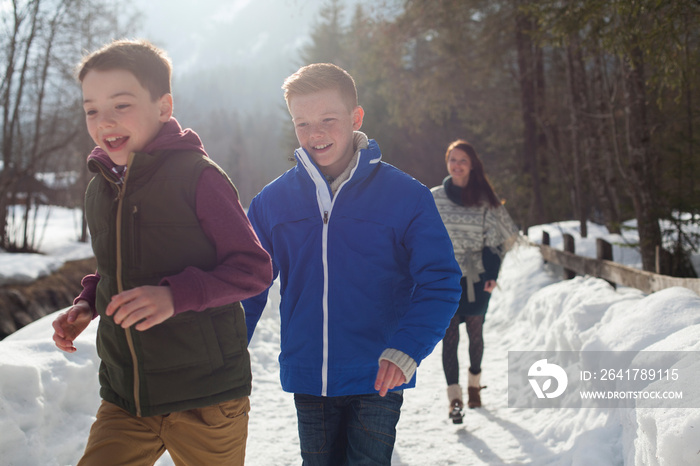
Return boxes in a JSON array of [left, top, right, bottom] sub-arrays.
[[161, 167, 273, 314], [74, 272, 100, 319]]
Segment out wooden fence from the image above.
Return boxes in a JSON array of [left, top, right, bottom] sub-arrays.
[[533, 232, 700, 295]]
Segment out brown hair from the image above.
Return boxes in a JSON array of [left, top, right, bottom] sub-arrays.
[[445, 139, 501, 208], [282, 63, 358, 112], [77, 39, 172, 101]]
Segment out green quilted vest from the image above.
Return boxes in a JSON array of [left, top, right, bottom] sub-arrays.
[[85, 150, 251, 417]]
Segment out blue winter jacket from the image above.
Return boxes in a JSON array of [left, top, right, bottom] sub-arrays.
[[243, 137, 461, 397]]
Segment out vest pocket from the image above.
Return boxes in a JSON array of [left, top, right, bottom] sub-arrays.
[[139, 313, 214, 372], [138, 305, 245, 373], [129, 204, 141, 269], [200, 313, 225, 370], [209, 303, 247, 358], [137, 305, 250, 407]]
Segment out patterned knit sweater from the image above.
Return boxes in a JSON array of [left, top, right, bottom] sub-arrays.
[[431, 177, 518, 302]]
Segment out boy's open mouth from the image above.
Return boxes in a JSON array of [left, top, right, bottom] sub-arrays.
[[313, 143, 331, 151], [105, 136, 128, 150]]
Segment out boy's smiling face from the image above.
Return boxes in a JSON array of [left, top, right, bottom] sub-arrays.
[[289, 88, 364, 179], [82, 68, 172, 166]]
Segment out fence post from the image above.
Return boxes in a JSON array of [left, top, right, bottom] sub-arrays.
[[655, 246, 661, 274], [542, 231, 550, 264], [596, 238, 616, 289], [563, 233, 576, 279]]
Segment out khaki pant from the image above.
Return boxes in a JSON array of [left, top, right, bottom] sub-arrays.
[[78, 397, 250, 466]]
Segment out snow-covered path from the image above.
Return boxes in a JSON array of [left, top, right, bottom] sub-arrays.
[[246, 244, 700, 466], [244, 271, 540, 466], [2, 235, 699, 465], [386, 247, 560, 466]]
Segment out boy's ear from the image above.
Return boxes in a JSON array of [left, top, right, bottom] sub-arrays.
[[352, 106, 364, 131], [158, 94, 174, 122]]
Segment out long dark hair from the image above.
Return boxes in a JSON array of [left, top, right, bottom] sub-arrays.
[[445, 140, 500, 208]]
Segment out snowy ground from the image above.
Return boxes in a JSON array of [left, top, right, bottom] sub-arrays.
[[0, 207, 699, 465], [0, 205, 92, 286]]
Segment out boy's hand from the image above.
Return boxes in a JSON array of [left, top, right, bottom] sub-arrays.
[[106, 285, 174, 331], [52, 300, 93, 353], [484, 280, 497, 293], [374, 359, 406, 397]]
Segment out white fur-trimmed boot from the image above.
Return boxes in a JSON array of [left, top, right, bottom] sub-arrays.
[[467, 371, 486, 408], [447, 384, 463, 424]]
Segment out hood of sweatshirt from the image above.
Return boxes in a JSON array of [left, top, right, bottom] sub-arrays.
[[86, 117, 207, 176]]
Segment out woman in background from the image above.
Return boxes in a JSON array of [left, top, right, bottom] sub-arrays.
[[431, 139, 518, 424]]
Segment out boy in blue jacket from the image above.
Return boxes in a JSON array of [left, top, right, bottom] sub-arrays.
[[243, 63, 462, 465]]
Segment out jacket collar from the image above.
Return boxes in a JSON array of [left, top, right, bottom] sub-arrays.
[[294, 131, 382, 195]]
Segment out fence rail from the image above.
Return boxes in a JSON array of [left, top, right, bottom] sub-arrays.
[[532, 232, 700, 295]]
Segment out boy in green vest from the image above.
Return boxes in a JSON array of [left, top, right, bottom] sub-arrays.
[[51, 39, 272, 465]]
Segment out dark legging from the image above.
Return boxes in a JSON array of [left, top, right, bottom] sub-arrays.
[[442, 314, 485, 386]]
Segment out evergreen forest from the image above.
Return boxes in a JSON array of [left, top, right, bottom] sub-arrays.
[[297, 0, 700, 276], [1, 0, 699, 277]]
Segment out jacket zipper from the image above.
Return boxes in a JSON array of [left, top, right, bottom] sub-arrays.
[[297, 146, 359, 397], [115, 152, 142, 417], [319, 189, 348, 395], [317, 171, 357, 396], [321, 211, 329, 396]]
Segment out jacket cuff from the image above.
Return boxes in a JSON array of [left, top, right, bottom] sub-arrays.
[[379, 348, 417, 382]]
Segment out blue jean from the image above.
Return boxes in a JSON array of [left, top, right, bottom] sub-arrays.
[[294, 391, 404, 466]]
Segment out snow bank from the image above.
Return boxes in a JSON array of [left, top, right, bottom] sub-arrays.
[[490, 245, 700, 466], [0, 215, 698, 464]]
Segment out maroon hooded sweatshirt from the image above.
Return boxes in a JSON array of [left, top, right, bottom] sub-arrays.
[[75, 118, 272, 315]]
